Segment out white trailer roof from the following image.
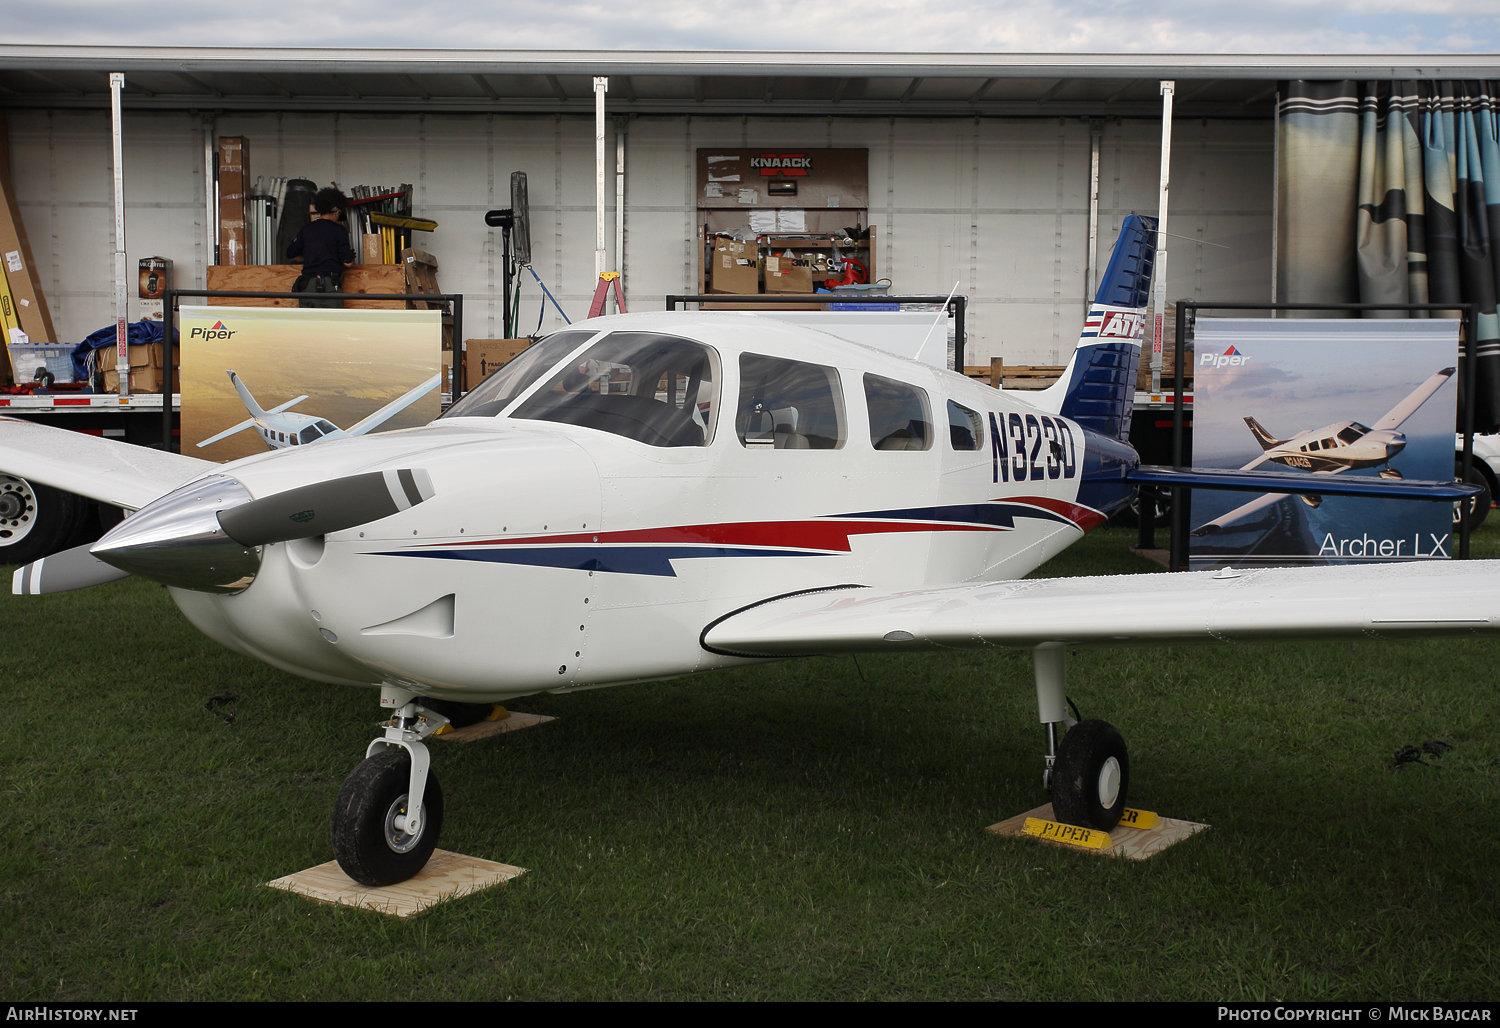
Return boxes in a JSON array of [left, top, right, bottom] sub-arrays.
[[1, 46, 1496, 116]]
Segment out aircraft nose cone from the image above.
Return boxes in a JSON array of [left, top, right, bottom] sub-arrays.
[[1387, 438, 1406, 458], [91, 474, 261, 593]]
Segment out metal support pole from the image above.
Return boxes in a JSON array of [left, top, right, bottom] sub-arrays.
[[1169, 300, 1187, 571], [1150, 80, 1174, 395], [1086, 120, 1102, 303], [110, 72, 128, 398], [615, 117, 626, 293], [594, 77, 608, 287]]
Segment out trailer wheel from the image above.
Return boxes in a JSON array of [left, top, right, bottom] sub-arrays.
[[0, 476, 86, 567]]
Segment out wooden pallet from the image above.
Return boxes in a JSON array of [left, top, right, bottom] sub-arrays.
[[962, 359, 1065, 390]]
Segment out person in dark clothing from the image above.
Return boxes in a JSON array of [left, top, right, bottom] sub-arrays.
[[286, 187, 356, 308]]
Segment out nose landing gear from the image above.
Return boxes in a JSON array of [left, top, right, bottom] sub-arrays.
[[331, 686, 451, 887]]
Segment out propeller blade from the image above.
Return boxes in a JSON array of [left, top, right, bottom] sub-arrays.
[[216, 468, 434, 547], [12, 541, 132, 595]]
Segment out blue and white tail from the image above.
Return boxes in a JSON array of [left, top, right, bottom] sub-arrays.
[[1033, 214, 1157, 441]]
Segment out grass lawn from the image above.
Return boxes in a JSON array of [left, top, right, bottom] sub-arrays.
[[1, 523, 1497, 1001]]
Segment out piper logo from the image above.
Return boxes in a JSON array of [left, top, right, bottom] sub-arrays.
[[1200, 345, 1250, 369], [189, 320, 236, 340], [750, 153, 812, 176]]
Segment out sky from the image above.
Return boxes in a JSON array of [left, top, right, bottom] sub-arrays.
[[3, 0, 1498, 53]]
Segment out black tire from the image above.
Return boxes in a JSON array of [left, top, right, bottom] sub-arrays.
[[331, 748, 444, 887], [1113, 486, 1172, 529], [1454, 463, 1491, 533], [0, 477, 87, 567], [1050, 719, 1129, 831]]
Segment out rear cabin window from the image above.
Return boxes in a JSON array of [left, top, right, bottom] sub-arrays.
[[864, 374, 932, 451], [947, 400, 983, 451], [736, 353, 845, 449], [508, 332, 719, 447]]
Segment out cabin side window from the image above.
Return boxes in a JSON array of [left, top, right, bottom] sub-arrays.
[[508, 332, 720, 447], [864, 373, 932, 451], [947, 400, 983, 451], [736, 353, 846, 449]]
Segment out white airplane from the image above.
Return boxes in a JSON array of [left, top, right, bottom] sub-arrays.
[[1193, 368, 1455, 535], [3, 216, 1488, 888], [196, 369, 442, 452]]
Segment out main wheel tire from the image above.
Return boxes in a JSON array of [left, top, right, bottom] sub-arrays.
[[0, 476, 87, 567], [1113, 486, 1172, 529], [1050, 719, 1129, 831], [330, 748, 444, 887]]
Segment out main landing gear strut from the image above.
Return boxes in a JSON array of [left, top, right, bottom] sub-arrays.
[[1033, 642, 1130, 830], [331, 685, 451, 887]]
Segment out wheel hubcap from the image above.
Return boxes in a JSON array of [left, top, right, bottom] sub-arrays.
[[1097, 757, 1121, 810], [0, 477, 37, 543], [383, 793, 423, 853]]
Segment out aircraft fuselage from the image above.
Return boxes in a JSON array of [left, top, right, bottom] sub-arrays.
[[163, 314, 1136, 703]]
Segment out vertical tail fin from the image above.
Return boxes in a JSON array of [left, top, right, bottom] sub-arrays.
[[227, 370, 270, 418], [1032, 214, 1157, 441], [1243, 416, 1281, 451]]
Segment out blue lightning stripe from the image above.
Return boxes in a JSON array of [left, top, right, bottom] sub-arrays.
[[838, 502, 1073, 529], [377, 544, 822, 578]]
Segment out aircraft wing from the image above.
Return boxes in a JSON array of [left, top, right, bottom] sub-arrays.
[[195, 418, 257, 449], [346, 374, 442, 437], [701, 561, 1500, 658], [0, 417, 215, 510], [1369, 368, 1456, 431]]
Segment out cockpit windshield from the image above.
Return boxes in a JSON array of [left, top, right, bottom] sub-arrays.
[[440, 329, 599, 420], [508, 332, 719, 447], [1338, 423, 1371, 445]]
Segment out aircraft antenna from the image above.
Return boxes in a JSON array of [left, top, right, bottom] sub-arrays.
[[913, 281, 961, 368]]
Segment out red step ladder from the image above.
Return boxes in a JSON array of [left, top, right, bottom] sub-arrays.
[[586, 272, 627, 319]]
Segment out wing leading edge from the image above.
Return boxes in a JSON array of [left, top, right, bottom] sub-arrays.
[[0, 417, 215, 510], [701, 561, 1500, 657]]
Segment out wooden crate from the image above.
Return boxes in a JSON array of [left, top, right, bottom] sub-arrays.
[[206, 265, 411, 308]]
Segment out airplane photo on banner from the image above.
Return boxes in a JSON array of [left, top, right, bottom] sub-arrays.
[[195, 369, 443, 452], [1193, 368, 1455, 536]]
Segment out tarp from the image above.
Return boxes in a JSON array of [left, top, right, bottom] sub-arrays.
[[69, 320, 173, 383], [1279, 80, 1500, 431]]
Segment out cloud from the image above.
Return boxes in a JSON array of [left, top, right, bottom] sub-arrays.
[[6, 0, 1498, 53]]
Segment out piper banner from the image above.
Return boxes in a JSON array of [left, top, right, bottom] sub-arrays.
[[1188, 318, 1460, 571], [180, 306, 443, 462]]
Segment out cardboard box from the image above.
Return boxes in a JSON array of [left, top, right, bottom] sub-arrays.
[[138, 257, 171, 323], [463, 338, 532, 389], [97, 342, 178, 393], [709, 238, 760, 294], [102, 365, 179, 394], [764, 253, 827, 294], [218, 137, 250, 266], [0, 112, 58, 371]]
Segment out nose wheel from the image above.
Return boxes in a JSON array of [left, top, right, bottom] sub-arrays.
[[1049, 719, 1130, 831], [331, 687, 451, 887]]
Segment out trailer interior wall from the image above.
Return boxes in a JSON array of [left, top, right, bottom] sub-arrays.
[[5, 108, 1271, 365]]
